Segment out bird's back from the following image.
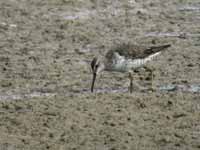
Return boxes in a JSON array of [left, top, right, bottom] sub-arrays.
[[105, 44, 171, 60]]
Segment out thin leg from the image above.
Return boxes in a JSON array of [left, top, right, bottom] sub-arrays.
[[128, 72, 133, 93], [150, 69, 153, 90], [149, 67, 155, 91], [144, 66, 155, 91]]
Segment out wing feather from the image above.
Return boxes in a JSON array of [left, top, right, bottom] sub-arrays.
[[106, 44, 171, 60]]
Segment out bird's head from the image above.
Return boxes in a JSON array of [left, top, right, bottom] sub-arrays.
[[90, 57, 105, 93]]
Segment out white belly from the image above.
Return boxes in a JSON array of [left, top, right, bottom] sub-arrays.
[[110, 58, 145, 72], [109, 52, 161, 72]]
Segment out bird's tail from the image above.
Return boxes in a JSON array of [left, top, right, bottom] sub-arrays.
[[150, 44, 171, 53], [144, 44, 171, 62]]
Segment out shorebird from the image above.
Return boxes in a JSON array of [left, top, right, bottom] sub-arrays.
[[90, 44, 171, 93]]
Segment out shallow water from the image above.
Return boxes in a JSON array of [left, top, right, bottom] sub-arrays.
[[178, 5, 200, 11], [145, 32, 186, 38], [0, 84, 199, 101], [0, 0, 200, 149], [61, 9, 96, 20]]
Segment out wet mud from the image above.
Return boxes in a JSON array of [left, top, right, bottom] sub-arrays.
[[0, 0, 200, 149]]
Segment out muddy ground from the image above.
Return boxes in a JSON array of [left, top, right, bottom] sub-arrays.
[[0, 0, 200, 149]]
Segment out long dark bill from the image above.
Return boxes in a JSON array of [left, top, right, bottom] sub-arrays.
[[91, 73, 96, 93]]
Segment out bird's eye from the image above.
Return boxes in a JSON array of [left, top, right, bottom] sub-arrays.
[[95, 64, 99, 68], [91, 57, 97, 69]]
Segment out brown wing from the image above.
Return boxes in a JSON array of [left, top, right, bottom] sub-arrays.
[[106, 44, 171, 59]]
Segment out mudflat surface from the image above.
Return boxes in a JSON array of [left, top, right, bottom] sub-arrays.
[[0, 0, 200, 149]]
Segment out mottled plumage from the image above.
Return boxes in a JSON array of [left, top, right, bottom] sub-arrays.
[[104, 44, 171, 72], [106, 44, 171, 60], [90, 44, 171, 93]]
